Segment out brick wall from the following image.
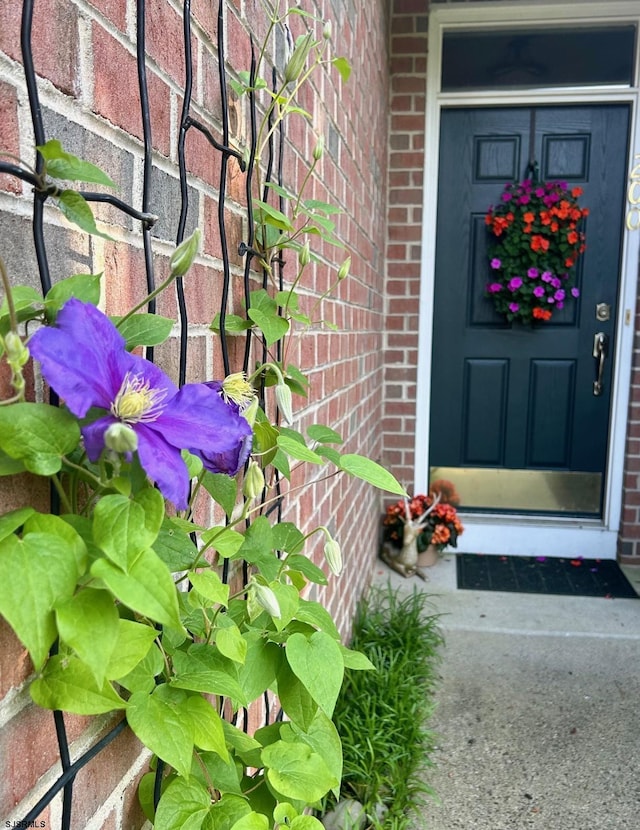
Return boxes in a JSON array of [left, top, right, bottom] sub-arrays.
[[382, 0, 429, 490], [0, 0, 390, 825]]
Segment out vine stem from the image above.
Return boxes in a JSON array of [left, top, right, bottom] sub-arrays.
[[0, 258, 18, 334]]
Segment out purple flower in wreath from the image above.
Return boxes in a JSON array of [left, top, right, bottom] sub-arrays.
[[29, 299, 253, 509], [509, 302, 520, 313], [554, 289, 566, 302], [541, 272, 552, 283], [551, 277, 562, 289], [527, 267, 539, 279], [490, 258, 502, 269], [533, 286, 545, 298], [487, 282, 503, 293], [571, 287, 580, 298], [508, 276, 523, 291]]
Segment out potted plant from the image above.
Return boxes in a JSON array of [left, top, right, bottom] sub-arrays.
[[382, 479, 464, 571]]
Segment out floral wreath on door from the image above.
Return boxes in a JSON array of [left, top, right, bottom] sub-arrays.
[[484, 178, 588, 323]]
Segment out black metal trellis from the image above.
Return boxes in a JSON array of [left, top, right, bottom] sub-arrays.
[[0, 0, 287, 826]]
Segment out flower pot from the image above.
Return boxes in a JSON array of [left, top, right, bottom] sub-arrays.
[[417, 544, 440, 568]]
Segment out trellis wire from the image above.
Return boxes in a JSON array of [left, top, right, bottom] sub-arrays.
[[0, 0, 287, 826]]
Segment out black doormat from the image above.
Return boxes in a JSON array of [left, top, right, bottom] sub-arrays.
[[456, 553, 639, 598]]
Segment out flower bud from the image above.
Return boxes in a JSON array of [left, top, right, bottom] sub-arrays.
[[324, 536, 343, 576], [337, 256, 351, 281], [283, 33, 314, 84], [170, 228, 201, 278], [243, 460, 265, 500], [323, 20, 332, 41], [253, 582, 281, 618], [275, 382, 293, 425], [312, 136, 324, 162], [4, 332, 29, 368], [104, 422, 138, 454], [299, 241, 311, 267]]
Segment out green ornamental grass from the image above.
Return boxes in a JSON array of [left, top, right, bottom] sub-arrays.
[[330, 585, 444, 829]]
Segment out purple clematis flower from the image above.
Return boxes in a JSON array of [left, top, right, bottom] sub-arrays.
[[29, 299, 253, 509]]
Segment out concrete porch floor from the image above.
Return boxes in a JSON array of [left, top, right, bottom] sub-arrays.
[[372, 556, 640, 830]]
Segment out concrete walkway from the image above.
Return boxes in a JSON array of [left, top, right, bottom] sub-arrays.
[[372, 556, 640, 830]]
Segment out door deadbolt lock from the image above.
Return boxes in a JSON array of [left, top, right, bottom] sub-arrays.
[[595, 303, 611, 322]]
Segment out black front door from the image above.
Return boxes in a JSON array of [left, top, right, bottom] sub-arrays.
[[429, 105, 630, 515]]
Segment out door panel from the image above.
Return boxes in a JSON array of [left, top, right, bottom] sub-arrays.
[[429, 105, 630, 515]]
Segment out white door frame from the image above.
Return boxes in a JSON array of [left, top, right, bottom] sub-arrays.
[[415, 0, 640, 558]]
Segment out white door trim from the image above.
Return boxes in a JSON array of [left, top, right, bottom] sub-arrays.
[[415, 1, 640, 558]]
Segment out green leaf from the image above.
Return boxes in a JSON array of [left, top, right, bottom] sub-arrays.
[[285, 709, 343, 798], [44, 273, 102, 319], [31, 655, 126, 714], [106, 619, 159, 680], [269, 582, 300, 631], [127, 688, 194, 778], [189, 570, 229, 606], [215, 617, 247, 664], [201, 526, 245, 558], [285, 632, 344, 718], [340, 645, 376, 671], [294, 600, 340, 638], [276, 434, 322, 464], [171, 645, 246, 704], [0, 403, 80, 475], [0, 286, 42, 334], [210, 313, 252, 334], [183, 695, 228, 759], [262, 741, 337, 802], [93, 493, 160, 569], [248, 308, 290, 348], [253, 199, 295, 232], [0, 451, 26, 476], [201, 472, 237, 518], [0, 532, 79, 668], [271, 522, 305, 554], [316, 446, 341, 466], [230, 814, 269, 830], [332, 56, 352, 83], [307, 425, 343, 445], [0, 507, 35, 542], [90, 548, 183, 630], [55, 588, 119, 684], [38, 139, 117, 186], [283, 554, 328, 586], [237, 634, 282, 701], [276, 661, 318, 730], [302, 199, 344, 216], [290, 817, 325, 830], [25, 512, 88, 573], [57, 190, 114, 240], [153, 518, 199, 572], [339, 453, 407, 495], [114, 643, 164, 694], [154, 777, 211, 830], [112, 313, 174, 349], [271, 448, 291, 480]]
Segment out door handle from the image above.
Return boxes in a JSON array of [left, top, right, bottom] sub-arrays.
[[592, 332, 608, 396]]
